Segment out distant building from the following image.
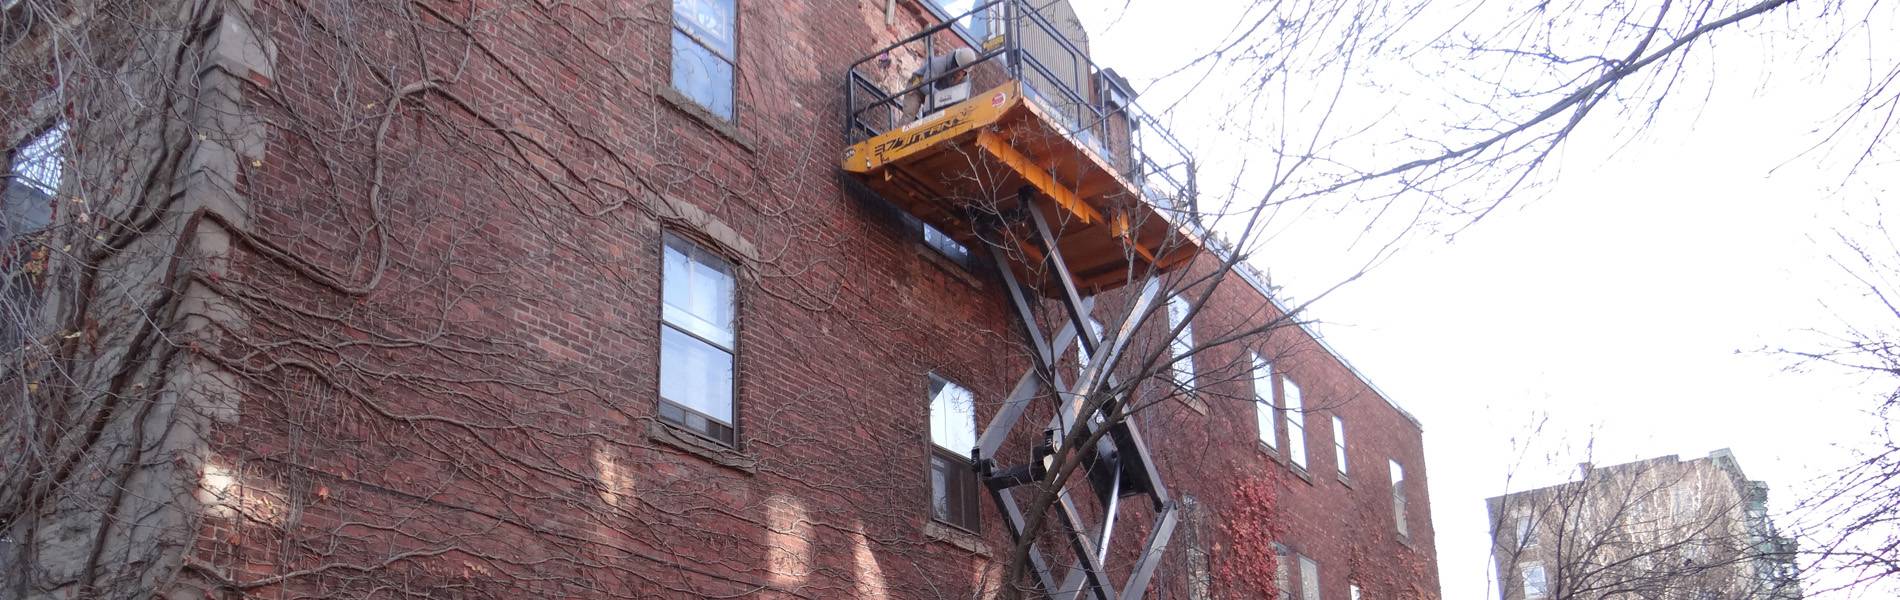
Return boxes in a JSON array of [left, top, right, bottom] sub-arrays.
[[1485, 449, 1801, 600]]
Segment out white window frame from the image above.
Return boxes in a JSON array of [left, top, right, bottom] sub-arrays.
[[1167, 295, 1196, 392], [1284, 377, 1307, 469], [1253, 353, 1276, 450], [1298, 555, 1320, 600], [921, 222, 972, 264], [1673, 487, 1697, 522], [658, 232, 739, 444], [929, 375, 978, 455], [928, 375, 981, 530], [1522, 562, 1548, 599], [1272, 543, 1293, 600], [1391, 459, 1408, 538], [1516, 514, 1536, 548], [1331, 415, 1348, 477], [670, 0, 737, 119], [7, 121, 65, 194], [4, 120, 67, 238]]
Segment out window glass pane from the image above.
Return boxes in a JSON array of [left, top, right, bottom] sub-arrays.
[[671, 30, 735, 120], [922, 223, 969, 263], [929, 0, 989, 39], [1332, 416, 1348, 475], [3, 178, 53, 237], [1673, 488, 1695, 520], [1273, 545, 1292, 600], [1078, 317, 1103, 368], [660, 325, 734, 423], [1392, 459, 1408, 535], [1299, 557, 1320, 600], [5, 122, 65, 237], [662, 233, 735, 348], [1255, 396, 1277, 449], [1285, 378, 1306, 467], [929, 377, 977, 453], [931, 454, 953, 521], [1523, 564, 1547, 598], [1168, 296, 1195, 388], [1254, 354, 1277, 448], [1252, 354, 1274, 400], [672, 0, 734, 56], [9, 122, 65, 193]]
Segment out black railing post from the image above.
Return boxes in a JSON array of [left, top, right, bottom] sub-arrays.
[[1006, 0, 1021, 80]]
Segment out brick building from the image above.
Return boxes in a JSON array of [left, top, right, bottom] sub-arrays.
[[0, 0, 1439, 598], [1485, 450, 1801, 600]]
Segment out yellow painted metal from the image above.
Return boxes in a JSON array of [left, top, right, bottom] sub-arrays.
[[973, 129, 1102, 226], [842, 81, 1020, 174], [839, 77, 1203, 293]]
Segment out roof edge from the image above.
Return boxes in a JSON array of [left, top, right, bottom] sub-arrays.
[[1202, 234, 1425, 430]]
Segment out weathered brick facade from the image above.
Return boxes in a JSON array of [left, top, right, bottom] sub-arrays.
[[0, 0, 1438, 598]]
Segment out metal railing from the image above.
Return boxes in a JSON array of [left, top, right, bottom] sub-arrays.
[[842, 0, 1197, 218]]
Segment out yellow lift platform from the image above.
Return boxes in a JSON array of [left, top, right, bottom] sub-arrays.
[[841, 5, 1200, 597], [841, 81, 1200, 295]]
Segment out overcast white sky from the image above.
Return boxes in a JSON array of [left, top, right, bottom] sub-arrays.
[[1071, 1, 1895, 597]]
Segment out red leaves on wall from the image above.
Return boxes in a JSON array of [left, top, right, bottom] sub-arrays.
[[1215, 473, 1288, 598]]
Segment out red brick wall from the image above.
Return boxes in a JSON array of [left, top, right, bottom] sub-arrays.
[[186, 1, 1439, 598]]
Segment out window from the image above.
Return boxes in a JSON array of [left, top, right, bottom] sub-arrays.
[[1299, 556, 1320, 600], [1181, 495, 1212, 600], [1673, 487, 1696, 522], [4, 121, 65, 239], [1253, 353, 1276, 450], [1521, 563, 1548, 599], [1516, 515, 1536, 548], [925, 0, 992, 41], [671, 0, 735, 119], [1331, 415, 1349, 477], [1350, 584, 1362, 600], [1284, 378, 1307, 469], [921, 223, 971, 264], [1390, 459, 1408, 538], [1076, 316, 1104, 370], [1167, 295, 1195, 391], [929, 375, 981, 530], [1272, 543, 1293, 600], [659, 233, 738, 444]]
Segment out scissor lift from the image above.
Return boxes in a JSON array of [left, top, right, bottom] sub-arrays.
[[842, 2, 1203, 598]]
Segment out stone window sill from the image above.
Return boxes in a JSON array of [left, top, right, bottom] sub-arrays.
[[925, 520, 992, 557], [647, 419, 757, 474], [659, 87, 755, 154], [1289, 465, 1313, 485], [1178, 392, 1208, 415], [914, 242, 984, 289], [1258, 441, 1282, 463]]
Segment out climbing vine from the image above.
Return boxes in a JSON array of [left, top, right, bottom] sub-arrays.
[[1215, 472, 1288, 598]]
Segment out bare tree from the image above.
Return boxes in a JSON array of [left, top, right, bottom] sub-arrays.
[[1778, 214, 1900, 595], [1486, 445, 1801, 600]]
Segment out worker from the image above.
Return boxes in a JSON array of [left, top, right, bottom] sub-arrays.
[[904, 47, 978, 119]]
